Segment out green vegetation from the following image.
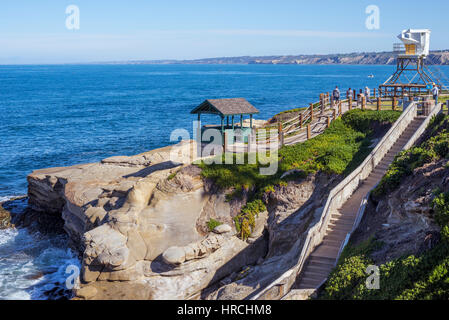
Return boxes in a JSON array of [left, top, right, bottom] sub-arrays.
[[340, 109, 401, 133], [234, 199, 267, 240], [321, 191, 449, 300], [373, 113, 449, 197], [198, 109, 401, 239], [207, 218, 222, 232], [167, 171, 178, 180], [321, 115, 449, 300]]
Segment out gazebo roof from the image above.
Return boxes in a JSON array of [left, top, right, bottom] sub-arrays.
[[190, 98, 259, 116]]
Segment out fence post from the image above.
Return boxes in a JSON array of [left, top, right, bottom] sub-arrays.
[[377, 97, 381, 111], [320, 93, 326, 110], [299, 113, 303, 128], [280, 131, 284, 147], [338, 101, 342, 115], [362, 96, 366, 110], [310, 103, 314, 121], [353, 89, 356, 100], [333, 108, 337, 120], [278, 122, 283, 142], [307, 124, 311, 140], [392, 97, 397, 111], [349, 97, 352, 110], [327, 116, 331, 128], [373, 88, 376, 99]]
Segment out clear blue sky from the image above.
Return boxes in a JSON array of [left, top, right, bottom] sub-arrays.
[[1, 0, 448, 64]]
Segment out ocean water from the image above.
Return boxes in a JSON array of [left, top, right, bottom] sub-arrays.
[[0, 63, 448, 299], [0, 197, 80, 300]]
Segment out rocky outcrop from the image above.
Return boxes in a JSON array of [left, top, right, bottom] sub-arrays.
[[203, 173, 338, 300], [131, 50, 449, 65], [352, 158, 449, 264], [26, 140, 270, 299], [26, 137, 339, 300]]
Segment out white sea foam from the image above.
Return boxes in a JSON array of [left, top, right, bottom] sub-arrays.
[[0, 196, 12, 203], [0, 227, 80, 300]]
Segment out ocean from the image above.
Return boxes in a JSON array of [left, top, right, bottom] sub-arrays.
[[0, 63, 448, 299]]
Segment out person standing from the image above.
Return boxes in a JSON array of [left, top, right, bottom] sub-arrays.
[[365, 87, 372, 103], [432, 83, 440, 105], [333, 86, 340, 104], [346, 87, 352, 100]]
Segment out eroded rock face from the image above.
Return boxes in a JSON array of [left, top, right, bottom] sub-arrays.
[[203, 173, 337, 300], [352, 159, 449, 264], [27, 138, 338, 300], [26, 141, 270, 299]]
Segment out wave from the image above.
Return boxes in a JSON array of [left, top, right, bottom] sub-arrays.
[[0, 198, 80, 300]]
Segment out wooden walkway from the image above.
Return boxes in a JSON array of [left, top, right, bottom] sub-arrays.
[[293, 115, 426, 290], [226, 102, 353, 153]]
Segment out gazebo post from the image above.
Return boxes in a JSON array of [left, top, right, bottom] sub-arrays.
[[250, 114, 253, 128], [197, 113, 201, 140], [227, 116, 229, 127], [232, 115, 235, 130], [221, 116, 225, 142], [240, 115, 243, 128]]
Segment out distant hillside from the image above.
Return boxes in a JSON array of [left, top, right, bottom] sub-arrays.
[[112, 50, 449, 65]]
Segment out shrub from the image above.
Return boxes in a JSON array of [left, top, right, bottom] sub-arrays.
[[373, 147, 437, 197], [207, 218, 222, 232], [234, 199, 266, 240], [432, 192, 449, 228], [342, 109, 401, 133]]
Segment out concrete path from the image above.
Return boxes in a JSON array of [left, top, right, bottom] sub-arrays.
[[293, 115, 425, 290]]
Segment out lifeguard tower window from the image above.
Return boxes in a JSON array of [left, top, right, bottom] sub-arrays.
[[405, 44, 416, 55]]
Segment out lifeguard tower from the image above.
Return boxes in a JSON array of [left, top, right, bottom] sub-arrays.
[[380, 29, 444, 97]]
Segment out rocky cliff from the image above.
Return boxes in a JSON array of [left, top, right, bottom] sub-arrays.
[[118, 50, 449, 65], [27, 140, 335, 300]]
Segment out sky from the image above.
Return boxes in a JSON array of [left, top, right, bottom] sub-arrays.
[[1, 0, 449, 64]]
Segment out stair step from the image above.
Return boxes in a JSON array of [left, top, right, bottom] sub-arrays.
[[327, 225, 352, 234], [323, 239, 343, 248], [325, 228, 350, 237], [324, 235, 347, 244], [307, 264, 334, 275], [303, 270, 328, 281], [331, 212, 357, 220], [330, 215, 355, 223], [308, 256, 336, 268], [297, 278, 322, 289], [329, 218, 355, 226], [313, 244, 340, 259]]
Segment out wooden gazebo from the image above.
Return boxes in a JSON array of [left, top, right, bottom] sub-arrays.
[[190, 98, 259, 144]]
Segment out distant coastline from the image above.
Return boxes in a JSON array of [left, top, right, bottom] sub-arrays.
[[101, 50, 449, 65]]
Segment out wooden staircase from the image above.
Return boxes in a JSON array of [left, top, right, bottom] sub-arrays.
[[294, 115, 426, 290]]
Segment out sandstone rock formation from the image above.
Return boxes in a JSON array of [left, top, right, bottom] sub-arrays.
[[26, 141, 268, 299], [352, 158, 449, 264], [27, 138, 335, 300]]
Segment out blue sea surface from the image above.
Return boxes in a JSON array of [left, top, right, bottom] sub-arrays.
[[0, 63, 448, 299], [0, 64, 407, 197]]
